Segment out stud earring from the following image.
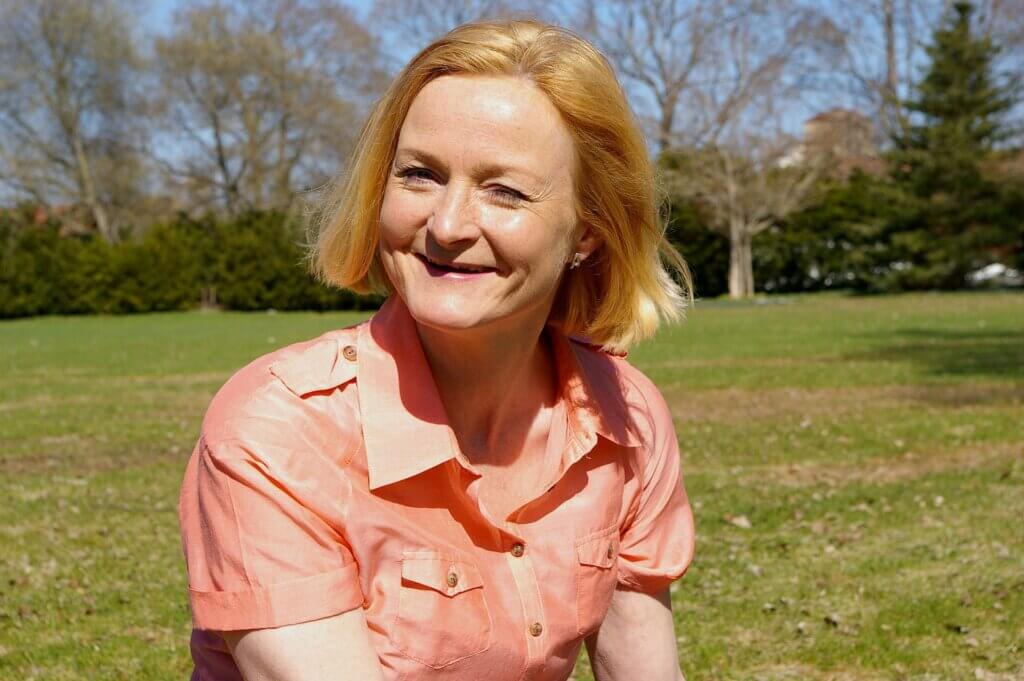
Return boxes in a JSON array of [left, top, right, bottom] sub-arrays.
[[569, 252, 583, 270]]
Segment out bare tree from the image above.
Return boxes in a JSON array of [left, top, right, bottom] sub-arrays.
[[824, 0, 935, 140], [370, 0, 552, 65], [978, 0, 1024, 144], [664, 134, 824, 298], [153, 0, 386, 215], [571, 0, 838, 152], [0, 0, 145, 241], [827, 0, 1023, 143], [565, 0, 834, 297]]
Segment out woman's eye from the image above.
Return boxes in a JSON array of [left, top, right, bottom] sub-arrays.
[[489, 186, 526, 208], [395, 166, 434, 184]]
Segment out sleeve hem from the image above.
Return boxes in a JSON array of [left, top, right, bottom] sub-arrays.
[[188, 562, 363, 631], [615, 564, 690, 594]]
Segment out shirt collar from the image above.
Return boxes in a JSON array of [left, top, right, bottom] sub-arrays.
[[357, 295, 642, 490]]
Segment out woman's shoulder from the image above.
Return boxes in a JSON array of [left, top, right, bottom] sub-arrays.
[[200, 321, 367, 446], [567, 337, 672, 449]]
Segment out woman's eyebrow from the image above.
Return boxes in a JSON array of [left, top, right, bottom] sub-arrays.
[[470, 160, 543, 186], [393, 147, 442, 167]]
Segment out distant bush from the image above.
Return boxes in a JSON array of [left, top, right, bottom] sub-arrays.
[[664, 198, 730, 299], [0, 211, 381, 318], [754, 171, 900, 293], [664, 165, 1022, 297]]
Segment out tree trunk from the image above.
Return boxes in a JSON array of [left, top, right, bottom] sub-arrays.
[[658, 91, 679, 153], [274, 114, 292, 208], [72, 133, 113, 242], [728, 226, 755, 298], [884, 0, 897, 100]]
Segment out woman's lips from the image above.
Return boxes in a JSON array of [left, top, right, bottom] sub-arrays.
[[415, 253, 496, 279]]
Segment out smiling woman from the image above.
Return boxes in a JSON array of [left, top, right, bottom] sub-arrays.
[[311, 20, 693, 352], [178, 18, 696, 681], [379, 74, 585, 335]]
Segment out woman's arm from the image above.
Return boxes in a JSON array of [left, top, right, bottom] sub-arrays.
[[221, 607, 385, 681], [584, 586, 685, 681]]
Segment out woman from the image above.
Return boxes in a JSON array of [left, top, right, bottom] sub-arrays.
[[178, 19, 696, 681]]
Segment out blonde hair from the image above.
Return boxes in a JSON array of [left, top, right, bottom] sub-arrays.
[[310, 19, 693, 352]]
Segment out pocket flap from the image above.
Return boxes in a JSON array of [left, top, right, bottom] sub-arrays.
[[576, 530, 618, 569], [401, 554, 484, 597]]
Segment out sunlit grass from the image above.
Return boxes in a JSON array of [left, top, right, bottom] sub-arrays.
[[1, 290, 1021, 680]]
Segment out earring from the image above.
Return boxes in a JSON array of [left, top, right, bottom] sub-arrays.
[[569, 252, 583, 270]]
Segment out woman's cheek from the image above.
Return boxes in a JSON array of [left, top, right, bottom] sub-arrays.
[[506, 217, 567, 280], [380, 191, 424, 243]]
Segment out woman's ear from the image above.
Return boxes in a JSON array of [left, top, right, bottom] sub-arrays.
[[573, 224, 604, 263]]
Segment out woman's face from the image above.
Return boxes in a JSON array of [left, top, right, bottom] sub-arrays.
[[378, 74, 594, 335]]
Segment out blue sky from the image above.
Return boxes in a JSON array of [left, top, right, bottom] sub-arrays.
[[139, 0, 912, 141], [145, 0, 375, 31]]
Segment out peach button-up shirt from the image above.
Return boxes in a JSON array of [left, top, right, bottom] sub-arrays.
[[178, 295, 695, 681]]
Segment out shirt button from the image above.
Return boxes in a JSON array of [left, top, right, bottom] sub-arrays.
[[529, 622, 543, 637], [511, 542, 525, 557], [342, 345, 358, 361], [446, 572, 459, 588]]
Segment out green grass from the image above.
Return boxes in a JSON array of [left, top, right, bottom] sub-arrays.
[[1, 290, 1022, 680]]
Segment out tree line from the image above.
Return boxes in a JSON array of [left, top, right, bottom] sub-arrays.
[[1, 0, 1021, 316], [0, 209, 381, 316], [665, 1, 1023, 296]]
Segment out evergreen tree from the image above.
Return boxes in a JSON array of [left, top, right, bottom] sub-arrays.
[[887, 1, 1019, 290]]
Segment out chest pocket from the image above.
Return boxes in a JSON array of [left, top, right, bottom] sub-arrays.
[[389, 551, 492, 668], [575, 526, 619, 635]]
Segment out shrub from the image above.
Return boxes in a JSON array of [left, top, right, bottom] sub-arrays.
[[0, 210, 379, 318]]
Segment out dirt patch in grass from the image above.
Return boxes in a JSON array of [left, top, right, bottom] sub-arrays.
[[0, 393, 100, 412], [0, 444, 189, 477], [1, 373, 224, 412], [110, 372, 229, 386], [740, 440, 1023, 488], [741, 663, 889, 681], [656, 356, 842, 369], [664, 382, 1024, 424]]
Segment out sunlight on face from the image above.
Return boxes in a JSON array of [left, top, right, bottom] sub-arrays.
[[378, 75, 579, 335]]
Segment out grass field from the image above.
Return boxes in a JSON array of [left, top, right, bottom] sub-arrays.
[[1, 290, 1021, 680]]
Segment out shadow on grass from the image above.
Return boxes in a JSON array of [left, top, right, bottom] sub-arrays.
[[845, 327, 1024, 380]]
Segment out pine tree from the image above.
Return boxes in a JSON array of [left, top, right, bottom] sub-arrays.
[[886, 1, 1018, 290]]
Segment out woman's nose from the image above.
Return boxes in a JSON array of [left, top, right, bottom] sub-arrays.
[[427, 184, 480, 247]]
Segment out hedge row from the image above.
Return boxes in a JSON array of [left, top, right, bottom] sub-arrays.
[[5, 178, 1018, 318], [0, 206, 792, 318], [0, 211, 382, 318]]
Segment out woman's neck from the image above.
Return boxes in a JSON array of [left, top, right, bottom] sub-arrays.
[[414, 314, 558, 464]]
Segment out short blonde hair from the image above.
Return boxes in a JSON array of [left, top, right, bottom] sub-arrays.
[[310, 19, 693, 352]]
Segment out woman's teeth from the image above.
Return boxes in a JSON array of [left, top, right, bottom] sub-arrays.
[[422, 254, 491, 272]]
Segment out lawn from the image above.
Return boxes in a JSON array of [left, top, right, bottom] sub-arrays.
[[1, 290, 1021, 680]]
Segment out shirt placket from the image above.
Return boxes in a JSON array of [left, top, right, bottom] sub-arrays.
[[450, 405, 582, 678], [443, 359, 603, 679], [457, 473, 548, 676]]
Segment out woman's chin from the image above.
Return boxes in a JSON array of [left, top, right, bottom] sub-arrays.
[[404, 294, 494, 332]]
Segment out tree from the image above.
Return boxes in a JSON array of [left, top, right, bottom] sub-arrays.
[[661, 135, 824, 298], [572, 0, 838, 153], [886, 0, 1018, 289], [756, 170, 900, 293], [569, 0, 835, 298], [153, 0, 386, 215], [825, 0, 925, 139], [0, 0, 145, 242], [827, 0, 1024, 146], [371, 0, 546, 62]]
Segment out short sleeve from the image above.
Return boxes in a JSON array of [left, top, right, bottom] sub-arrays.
[[177, 433, 363, 631], [616, 383, 696, 593]]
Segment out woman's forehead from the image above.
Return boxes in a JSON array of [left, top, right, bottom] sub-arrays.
[[396, 75, 575, 176]]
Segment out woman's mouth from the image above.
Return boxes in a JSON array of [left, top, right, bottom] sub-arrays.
[[415, 253, 497, 279]]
